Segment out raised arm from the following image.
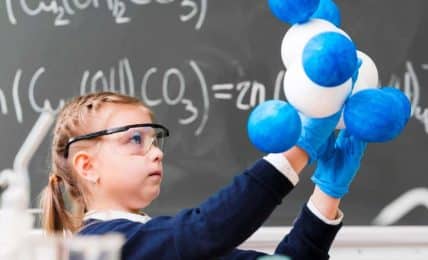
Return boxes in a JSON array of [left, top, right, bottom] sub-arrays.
[[174, 114, 342, 259], [173, 147, 303, 259], [274, 130, 367, 260]]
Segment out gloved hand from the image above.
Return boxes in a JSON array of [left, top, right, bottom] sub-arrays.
[[311, 130, 367, 199], [296, 112, 341, 164]]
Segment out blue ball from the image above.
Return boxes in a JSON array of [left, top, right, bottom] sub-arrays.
[[247, 100, 301, 153], [311, 0, 341, 26], [268, 0, 320, 24], [382, 87, 411, 127], [344, 89, 408, 142], [303, 32, 357, 87]]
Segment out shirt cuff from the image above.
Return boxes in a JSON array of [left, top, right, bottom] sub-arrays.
[[263, 153, 299, 186], [307, 199, 344, 225]]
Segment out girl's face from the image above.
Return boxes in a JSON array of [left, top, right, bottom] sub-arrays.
[[90, 103, 164, 212]]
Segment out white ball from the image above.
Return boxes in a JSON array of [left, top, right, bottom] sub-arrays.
[[284, 62, 353, 118], [281, 18, 351, 69], [336, 50, 379, 129], [353, 50, 379, 92]]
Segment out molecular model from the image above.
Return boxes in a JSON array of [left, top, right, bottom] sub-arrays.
[[248, 0, 411, 153]]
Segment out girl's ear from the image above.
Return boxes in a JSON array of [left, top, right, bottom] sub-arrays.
[[72, 151, 100, 184]]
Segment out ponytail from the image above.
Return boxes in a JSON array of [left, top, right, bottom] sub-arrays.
[[40, 173, 80, 234]]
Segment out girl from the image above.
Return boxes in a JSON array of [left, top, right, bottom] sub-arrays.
[[41, 92, 366, 259]]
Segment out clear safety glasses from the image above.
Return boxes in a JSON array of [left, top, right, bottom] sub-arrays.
[[64, 123, 169, 158]]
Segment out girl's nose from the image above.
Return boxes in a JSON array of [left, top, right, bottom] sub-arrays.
[[149, 145, 164, 162]]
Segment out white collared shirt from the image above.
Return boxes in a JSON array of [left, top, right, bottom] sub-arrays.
[[84, 210, 152, 224]]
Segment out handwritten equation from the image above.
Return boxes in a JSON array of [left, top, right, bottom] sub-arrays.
[[0, 58, 426, 136], [5, 0, 208, 30], [0, 57, 285, 136]]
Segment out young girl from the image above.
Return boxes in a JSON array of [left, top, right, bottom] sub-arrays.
[[40, 92, 366, 259]]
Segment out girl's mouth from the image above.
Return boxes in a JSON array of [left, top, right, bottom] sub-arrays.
[[149, 171, 162, 177]]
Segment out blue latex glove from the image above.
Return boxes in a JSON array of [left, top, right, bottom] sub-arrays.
[[311, 130, 367, 199], [296, 112, 341, 164]]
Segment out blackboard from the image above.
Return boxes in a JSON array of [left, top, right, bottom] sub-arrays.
[[0, 0, 427, 226]]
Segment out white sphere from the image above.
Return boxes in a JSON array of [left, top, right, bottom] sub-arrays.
[[281, 18, 351, 68], [284, 62, 353, 118], [336, 50, 379, 129], [353, 50, 379, 92]]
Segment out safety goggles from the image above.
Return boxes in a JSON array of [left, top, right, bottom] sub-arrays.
[[64, 123, 169, 158]]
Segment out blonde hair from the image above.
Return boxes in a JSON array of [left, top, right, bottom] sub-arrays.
[[40, 92, 152, 234]]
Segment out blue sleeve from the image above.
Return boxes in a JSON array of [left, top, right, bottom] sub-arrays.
[[218, 204, 341, 260], [173, 159, 294, 259], [80, 159, 294, 259], [219, 249, 266, 259], [274, 204, 342, 260]]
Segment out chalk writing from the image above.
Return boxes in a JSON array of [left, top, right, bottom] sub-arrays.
[[2, 57, 284, 135], [4, 59, 427, 137], [5, 0, 208, 30]]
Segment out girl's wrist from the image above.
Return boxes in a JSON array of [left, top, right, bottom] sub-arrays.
[[310, 186, 341, 221]]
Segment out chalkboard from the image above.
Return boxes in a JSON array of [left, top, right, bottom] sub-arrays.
[[0, 0, 427, 226]]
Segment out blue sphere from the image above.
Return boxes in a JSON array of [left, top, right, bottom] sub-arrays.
[[303, 32, 357, 87], [311, 0, 341, 26], [344, 89, 408, 142], [268, 0, 320, 24], [247, 100, 301, 153], [382, 87, 411, 127]]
